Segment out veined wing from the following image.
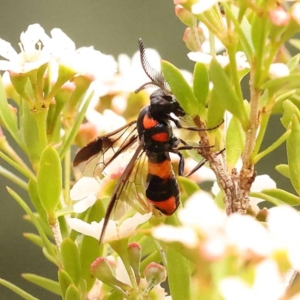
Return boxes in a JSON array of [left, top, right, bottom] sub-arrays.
[[73, 120, 138, 177], [98, 141, 150, 243]]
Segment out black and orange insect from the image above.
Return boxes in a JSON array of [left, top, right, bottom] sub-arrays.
[[73, 39, 221, 243]]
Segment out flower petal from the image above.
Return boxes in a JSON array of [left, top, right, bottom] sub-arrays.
[[73, 194, 97, 213], [67, 218, 100, 239], [70, 176, 101, 200], [119, 212, 152, 238]]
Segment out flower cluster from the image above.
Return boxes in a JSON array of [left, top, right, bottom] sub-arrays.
[[153, 191, 300, 299], [2, 0, 300, 298]]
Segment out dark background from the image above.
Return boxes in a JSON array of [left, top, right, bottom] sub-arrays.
[[0, 1, 290, 299]]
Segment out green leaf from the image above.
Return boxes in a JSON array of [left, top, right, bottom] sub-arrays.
[[250, 192, 286, 206], [275, 164, 290, 178], [290, 39, 300, 50], [7, 187, 56, 259], [287, 54, 300, 71], [28, 179, 47, 223], [59, 91, 93, 160], [0, 278, 39, 300], [80, 200, 104, 291], [65, 284, 80, 300], [207, 88, 225, 128], [20, 100, 42, 165], [193, 62, 209, 115], [163, 215, 191, 300], [58, 269, 73, 299], [61, 238, 82, 287], [251, 14, 268, 59], [161, 60, 199, 116], [23, 233, 44, 248], [209, 59, 249, 128], [281, 100, 300, 129], [261, 74, 300, 94], [226, 115, 245, 168], [0, 75, 23, 150], [37, 145, 62, 216], [178, 176, 200, 205], [22, 274, 61, 296], [287, 115, 300, 195], [261, 189, 300, 206]]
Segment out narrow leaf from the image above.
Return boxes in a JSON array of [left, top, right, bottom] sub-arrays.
[[59, 92, 93, 160], [287, 115, 300, 195], [65, 284, 80, 300], [28, 179, 47, 223], [193, 62, 209, 115], [226, 115, 245, 168], [20, 100, 42, 165], [0, 278, 39, 300], [22, 274, 61, 295], [163, 215, 191, 300], [80, 200, 104, 291], [275, 164, 290, 178], [58, 269, 73, 299], [161, 60, 199, 116], [261, 189, 300, 206], [61, 238, 82, 287], [178, 177, 200, 204], [209, 59, 249, 128], [37, 145, 62, 215], [281, 100, 300, 129], [0, 75, 23, 150]]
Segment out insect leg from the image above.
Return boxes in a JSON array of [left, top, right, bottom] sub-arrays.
[[170, 117, 224, 132], [185, 148, 226, 177]]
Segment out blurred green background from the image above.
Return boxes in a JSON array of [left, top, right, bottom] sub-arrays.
[[0, 0, 291, 299]]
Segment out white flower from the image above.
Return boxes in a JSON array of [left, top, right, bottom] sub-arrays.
[[85, 106, 126, 134], [116, 48, 161, 92], [225, 213, 272, 257], [267, 205, 300, 271], [67, 212, 152, 243], [153, 225, 198, 248], [42, 28, 117, 80], [178, 191, 225, 236], [188, 51, 250, 70], [191, 0, 220, 14], [219, 260, 285, 300], [268, 63, 290, 79], [0, 24, 50, 73], [70, 177, 101, 213]]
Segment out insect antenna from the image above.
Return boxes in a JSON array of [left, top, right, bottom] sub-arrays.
[[136, 38, 171, 93]]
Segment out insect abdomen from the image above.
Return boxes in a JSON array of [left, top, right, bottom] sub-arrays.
[[146, 154, 180, 215]]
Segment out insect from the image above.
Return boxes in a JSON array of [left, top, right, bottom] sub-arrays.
[[73, 39, 222, 243]]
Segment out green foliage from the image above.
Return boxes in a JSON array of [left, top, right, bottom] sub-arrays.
[[2, 2, 300, 299]]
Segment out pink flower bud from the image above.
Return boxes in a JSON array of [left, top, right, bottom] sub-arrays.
[[175, 5, 196, 27], [91, 257, 130, 290], [269, 7, 290, 26], [128, 242, 142, 283], [144, 262, 167, 286]]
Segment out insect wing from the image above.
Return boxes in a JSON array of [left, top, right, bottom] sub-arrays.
[[99, 143, 150, 243], [73, 121, 137, 177]]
